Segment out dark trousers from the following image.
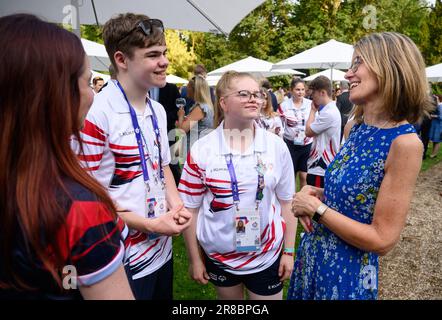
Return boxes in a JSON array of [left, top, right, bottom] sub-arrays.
[[307, 174, 324, 188], [125, 258, 173, 300]]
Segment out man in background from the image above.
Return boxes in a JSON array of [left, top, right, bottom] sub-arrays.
[[305, 76, 341, 188], [336, 81, 353, 141], [92, 76, 104, 94]]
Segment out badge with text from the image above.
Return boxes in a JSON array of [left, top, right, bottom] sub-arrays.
[[147, 186, 167, 240], [235, 209, 261, 252], [293, 128, 305, 145]]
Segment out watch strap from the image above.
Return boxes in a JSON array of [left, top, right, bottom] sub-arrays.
[[313, 203, 328, 223]]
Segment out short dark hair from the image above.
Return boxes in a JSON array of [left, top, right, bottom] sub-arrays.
[[309, 76, 332, 97], [261, 79, 271, 90]]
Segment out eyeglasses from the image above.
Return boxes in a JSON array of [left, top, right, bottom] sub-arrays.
[[349, 56, 363, 73], [118, 19, 164, 44], [223, 90, 265, 102]]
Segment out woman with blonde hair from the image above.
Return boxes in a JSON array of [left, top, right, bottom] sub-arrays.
[[255, 87, 284, 138], [178, 71, 297, 300], [177, 75, 214, 155], [289, 32, 432, 300]]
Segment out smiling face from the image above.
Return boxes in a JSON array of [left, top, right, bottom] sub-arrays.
[[123, 44, 169, 90], [220, 76, 261, 123], [344, 53, 379, 106]]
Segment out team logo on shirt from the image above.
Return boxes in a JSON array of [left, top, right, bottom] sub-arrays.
[[119, 129, 135, 137]]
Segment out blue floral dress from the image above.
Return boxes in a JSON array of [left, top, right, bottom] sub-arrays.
[[287, 123, 416, 300]]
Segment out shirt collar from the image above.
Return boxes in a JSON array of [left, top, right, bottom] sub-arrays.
[[288, 97, 308, 110], [216, 121, 266, 156], [107, 80, 153, 116]]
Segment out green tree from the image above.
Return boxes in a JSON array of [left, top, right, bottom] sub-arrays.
[[228, 0, 295, 61], [81, 25, 103, 43], [189, 32, 239, 72], [164, 30, 196, 79], [424, 0, 442, 65]]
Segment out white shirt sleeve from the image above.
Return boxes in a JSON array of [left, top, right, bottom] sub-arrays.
[[78, 102, 109, 177], [310, 107, 334, 135], [178, 143, 206, 208], [275, 141, 295, 200]]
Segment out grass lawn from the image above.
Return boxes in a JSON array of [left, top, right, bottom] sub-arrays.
[[173, 143, 441, 299], [173, 175, 304, 300], [422, 142, 442, 171]]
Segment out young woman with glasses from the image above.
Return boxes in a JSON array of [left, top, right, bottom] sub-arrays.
[[178, 71, 297, 300]]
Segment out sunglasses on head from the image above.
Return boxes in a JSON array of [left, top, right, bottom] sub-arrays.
[[118, 19, 164, 44]]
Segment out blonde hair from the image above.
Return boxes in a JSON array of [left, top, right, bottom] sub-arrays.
[[260, 87, 278, 117], [214, 71, 258, 127], [188, 75, 213, 110], [351, 32, 432, 124]]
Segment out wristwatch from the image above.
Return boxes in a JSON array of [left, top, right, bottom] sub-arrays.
[[313, 203, 328, 223]]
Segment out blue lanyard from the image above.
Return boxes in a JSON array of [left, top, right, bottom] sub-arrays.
[[146, 98, 165, 183], [115, 81, 164, 189], [225, 153, 265, 211]]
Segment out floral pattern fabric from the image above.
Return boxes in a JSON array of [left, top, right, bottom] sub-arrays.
[[287, 123, 416, 300]]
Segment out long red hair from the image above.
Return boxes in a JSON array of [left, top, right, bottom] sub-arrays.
[[0, 14, 116, 290]]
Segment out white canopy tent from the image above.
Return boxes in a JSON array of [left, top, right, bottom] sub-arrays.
[[304, 69, 347, 82], [207, 56, 304, 78], [426, 63, 442, 82], [0, 0, 265, 35], [81, 38, 110, 72], [206, 75, 222, 86], [273, 39, 354, 83], [166, 74, 189, 84]]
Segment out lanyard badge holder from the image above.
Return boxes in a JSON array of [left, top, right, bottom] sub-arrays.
[[293, 110, 305, 145], [226, 153, 265, 253], [116, 81, 166, 240]]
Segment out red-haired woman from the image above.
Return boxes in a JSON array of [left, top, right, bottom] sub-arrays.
[[0, 14, 133, 299]]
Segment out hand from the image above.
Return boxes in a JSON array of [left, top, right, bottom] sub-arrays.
[[299, 215, 314, 233], [291, 192, 321, 219], [148, 204, 191, 236], [311, 101, 319, 112], [177, 107, 185, 118], [278, 254, 294, 281], [188, 259, 210, 285], [299, 185, 324, 200], [174, 206, 192, 225]]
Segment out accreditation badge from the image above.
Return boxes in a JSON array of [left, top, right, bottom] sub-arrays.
[[235, 208, 261, 252], [293, 128, 305, 145], [147, 185, 167, 241]]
